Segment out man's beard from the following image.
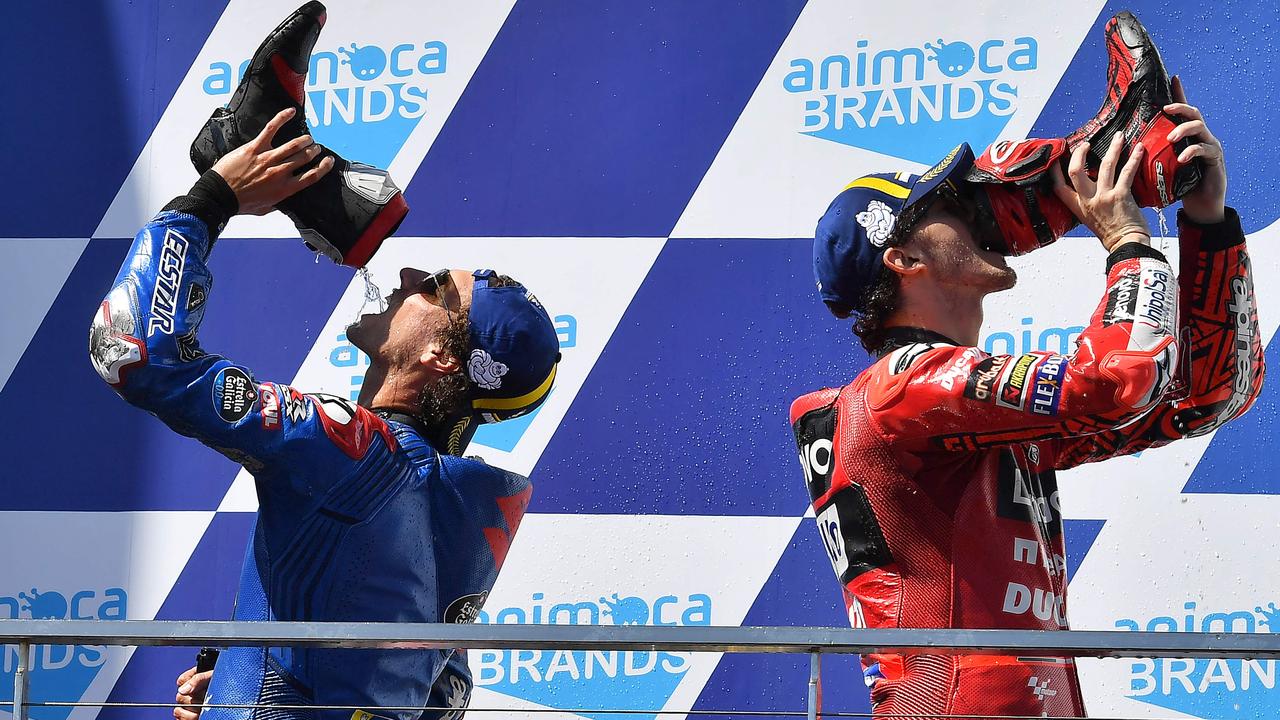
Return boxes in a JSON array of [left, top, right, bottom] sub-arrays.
[[990, 264, 1018, 292]]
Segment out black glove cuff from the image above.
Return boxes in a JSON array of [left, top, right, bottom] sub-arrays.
[[1106, 241, 1168, 272], [1178, 207, 1244, 251], [162, 170, 239, 238]]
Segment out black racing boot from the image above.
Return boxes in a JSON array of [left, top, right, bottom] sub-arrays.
[[190, 1, 408, 267]]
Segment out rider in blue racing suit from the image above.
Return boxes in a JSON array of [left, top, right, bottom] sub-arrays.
[[90, 109, 561, 720]]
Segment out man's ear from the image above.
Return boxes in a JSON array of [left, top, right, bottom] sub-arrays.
[[883, 245, 926, 277], [420, 340, 462, 375]]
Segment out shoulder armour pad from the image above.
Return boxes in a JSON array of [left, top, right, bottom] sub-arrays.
[[866, 343, 951, 411]]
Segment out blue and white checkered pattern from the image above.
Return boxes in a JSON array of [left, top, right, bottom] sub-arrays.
[[3, 1, 1280, 719]]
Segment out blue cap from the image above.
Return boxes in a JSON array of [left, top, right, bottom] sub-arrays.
[[465, 269, 560, 424], [813, 143, 975, 316]]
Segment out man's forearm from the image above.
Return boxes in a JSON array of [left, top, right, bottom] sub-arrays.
[[89, 172, 237, 419], [1050, 206, 1263, 467], [162, 169, 240, 241], [1177, 207, 1264, 425]]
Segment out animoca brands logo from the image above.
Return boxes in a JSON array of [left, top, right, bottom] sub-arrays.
[[0, 586, 128, 720], [783, 32, 1039, 164], [1117, 600, 1280, 719], [203, 36, 450, 168]]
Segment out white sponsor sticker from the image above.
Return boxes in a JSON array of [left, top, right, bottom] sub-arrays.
[[1127, 259, 1176, 352], [816, 503, 849, 578]]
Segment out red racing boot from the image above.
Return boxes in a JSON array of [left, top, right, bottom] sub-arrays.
[[190, 1, 408, 268], [1066, 11, 1201, 208], [963, 137, 1080, 256], [962, 11, 1201, 256]]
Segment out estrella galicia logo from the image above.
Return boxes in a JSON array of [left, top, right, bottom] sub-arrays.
[[0, 586, 128, 720], [783, 34, 1038, 164], [473, 591, 712, 720], [1116, 600, 1280, 719], [444, 591, 488, 624], [213, 367, 256, 423], [202, 38, 449, 168]]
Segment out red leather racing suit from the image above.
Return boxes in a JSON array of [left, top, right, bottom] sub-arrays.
[[790, 209, 1263, 719]]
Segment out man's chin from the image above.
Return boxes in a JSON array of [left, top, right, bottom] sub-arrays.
[[345, 319, 369, 349], [996, 266, 1018, 290], [978, 266, 1018, 295]]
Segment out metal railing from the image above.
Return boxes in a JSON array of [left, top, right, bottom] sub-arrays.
[[3, 620, 1279, 720]]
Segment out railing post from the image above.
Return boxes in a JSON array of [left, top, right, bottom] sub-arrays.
[[12, 642, 31, 720], [806, 651, 820, 720]]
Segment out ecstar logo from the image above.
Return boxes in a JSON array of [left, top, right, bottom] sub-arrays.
[[474, 591, 712, 719], [783, 34, 1038, 164], [203, 38, 449, 168], [1116, 600, 1280, 719], [0, 586, 128, 720], [147, 229, 189, 337]]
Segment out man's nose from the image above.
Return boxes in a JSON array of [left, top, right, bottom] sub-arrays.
[[399, 267, 426, 290]]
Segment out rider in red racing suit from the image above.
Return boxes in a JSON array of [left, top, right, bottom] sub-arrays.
[[792, 101, 1263, 717]]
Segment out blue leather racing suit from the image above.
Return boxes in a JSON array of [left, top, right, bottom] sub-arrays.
[[91, 186, 531, 720]]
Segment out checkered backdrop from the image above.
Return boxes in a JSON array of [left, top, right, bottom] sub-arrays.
[[2, 1, 1279, 718]]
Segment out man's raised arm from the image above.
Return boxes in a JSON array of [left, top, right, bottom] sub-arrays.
[[1050, 83, 1264, 466], [89, 108, 339, 473]]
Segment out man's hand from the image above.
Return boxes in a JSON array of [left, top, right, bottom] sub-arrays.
[[1053, 132, 1152, 252], [1165, 76, 1227, 224], [211, 107, 335, 216], [174, 665, 213, 720]]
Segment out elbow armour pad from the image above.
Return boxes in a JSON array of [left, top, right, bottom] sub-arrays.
[[963, 11, 1201, 256], [189, 1, 408, 268], [1102, 336, 1179, 410]]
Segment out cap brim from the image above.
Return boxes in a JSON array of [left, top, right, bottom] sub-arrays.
[[893, 143, 976, 240]]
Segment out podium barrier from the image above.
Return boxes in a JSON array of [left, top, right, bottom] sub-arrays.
[[4, 620, 1280, 720]]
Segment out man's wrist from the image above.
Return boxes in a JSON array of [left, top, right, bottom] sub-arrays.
[[1181, 203, 1227, 226], [161, 170, 240, 238], [1106, 231, 1151, 252], [1106, 239, 1168, 272], [1178, 206, 1243, 251]]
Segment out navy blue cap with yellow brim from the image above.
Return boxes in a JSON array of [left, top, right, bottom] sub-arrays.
[[466, 269, 560, 423], [438, 270, 561, 455], [812, 143, 975, 316]]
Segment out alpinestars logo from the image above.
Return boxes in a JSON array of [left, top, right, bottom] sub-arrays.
[[783, 34, 1038, 164], [1117, 600, 1280, 719], [1221, 274, 1256, 422], [474, 591, 712, 719], [202, 37, 449, 168]]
